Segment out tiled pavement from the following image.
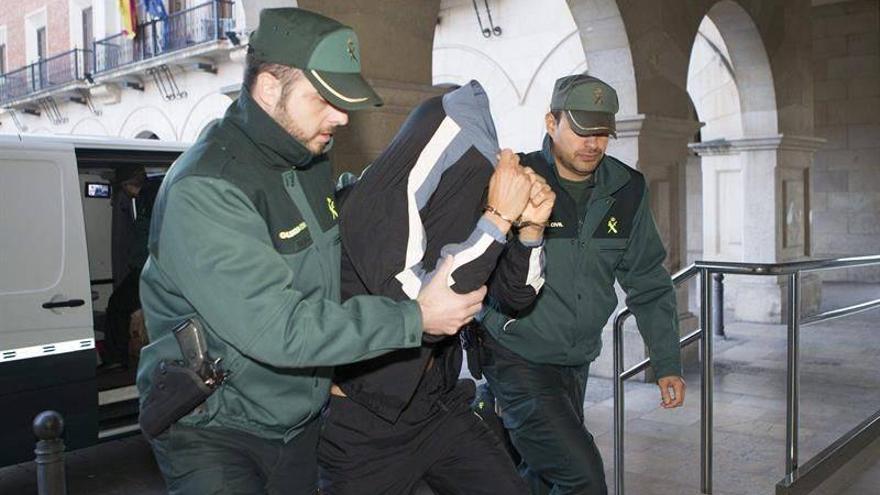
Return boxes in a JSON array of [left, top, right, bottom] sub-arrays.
[[592, 282, 880, 495], [0, 435, 165, 495], [1, 282, 877, 495]]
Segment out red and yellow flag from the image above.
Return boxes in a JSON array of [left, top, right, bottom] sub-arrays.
[[117, 0, 138, 39]]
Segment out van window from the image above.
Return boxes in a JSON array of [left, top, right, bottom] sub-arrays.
[[0, 160, 64, 293]]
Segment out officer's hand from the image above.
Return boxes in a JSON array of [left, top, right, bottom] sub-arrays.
[[521, 180, 556, 225], [417, 256, 487, 336], [522, 167, 547, 189], [657, 375, 686, 408], [486, 149, 531, 232]]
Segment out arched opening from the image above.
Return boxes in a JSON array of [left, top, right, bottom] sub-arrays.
[[686, 1, 784, 322], [687, 13, 746, 262], [119, 106, 178, 141], [432, 0, 588, 151], [688, 1, 780, 261], [135, 131, 160, 140]]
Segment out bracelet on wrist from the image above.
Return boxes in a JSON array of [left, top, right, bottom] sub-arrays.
[[483, 205, 518, 226], [484, 205, 550, 229]]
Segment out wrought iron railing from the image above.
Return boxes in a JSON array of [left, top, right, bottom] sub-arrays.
[[612, 255, 880, 495], [0, 49, 91, 105], [93, 0, 235, 75]]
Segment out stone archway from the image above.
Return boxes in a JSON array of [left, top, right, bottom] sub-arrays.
[[118, 106, 178, 141], [567, 0, 702, 277], [687, 1, 822, 322], [180, 92, 233, 143], [135, 130, 160, 139], [70, 117, 111, 137], [703, 2, 777, 137], [432, 0, 588, 150], [567, 0, 644, 165]]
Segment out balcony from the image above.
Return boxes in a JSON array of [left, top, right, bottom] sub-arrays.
[[0, 49, 91, 106], [0, 0, 235, 108], [93, 0, 235, 77]]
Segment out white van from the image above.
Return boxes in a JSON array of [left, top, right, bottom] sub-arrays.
[[0, 134, 186, 467]]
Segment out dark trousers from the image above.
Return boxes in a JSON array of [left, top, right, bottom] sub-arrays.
[[481, 333, 607, 495], [150, 421, 320, 495], [104, 269, 141, 366], [318, 381, 527, 495]]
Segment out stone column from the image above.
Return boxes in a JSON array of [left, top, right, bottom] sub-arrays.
[[614, 114, 703, 271], [690, 134, 825, 323], [683, 152, 703, 317], [297, 0, 444, 176]]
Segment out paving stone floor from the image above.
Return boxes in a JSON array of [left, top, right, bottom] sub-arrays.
[[0, 282, 877, 495], [591, 282, 880, 495]]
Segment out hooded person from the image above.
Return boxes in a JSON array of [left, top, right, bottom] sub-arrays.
[[319, 80, 556, 495]]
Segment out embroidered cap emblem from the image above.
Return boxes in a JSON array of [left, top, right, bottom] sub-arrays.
[[607, 216, 619, 235], [346, 38, 358, 62], [593, 87, 604, 105], [327, 197, 338, 219]]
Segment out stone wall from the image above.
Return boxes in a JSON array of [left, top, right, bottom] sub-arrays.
[[811, 0, 880, 282]]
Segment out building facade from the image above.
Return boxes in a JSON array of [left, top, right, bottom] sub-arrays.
[[1, 0, 877, 326], [0, 0, 246, 140]]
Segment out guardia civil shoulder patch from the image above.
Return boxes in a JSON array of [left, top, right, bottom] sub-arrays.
[[279, 221, 308, 240]]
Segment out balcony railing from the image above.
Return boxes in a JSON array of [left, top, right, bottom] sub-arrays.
[[93, 0, 235, 75], [0, 49, 91, 105], [0, 1, 234, 106]]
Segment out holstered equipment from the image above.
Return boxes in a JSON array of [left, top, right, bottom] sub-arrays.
[[138, 319, 228, 439]]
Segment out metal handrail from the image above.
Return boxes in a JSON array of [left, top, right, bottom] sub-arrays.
[[612, 255, 880, 495], [683, 255, 880, 276]]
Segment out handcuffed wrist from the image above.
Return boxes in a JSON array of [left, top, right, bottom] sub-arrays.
[[484, 204, 518, 225]]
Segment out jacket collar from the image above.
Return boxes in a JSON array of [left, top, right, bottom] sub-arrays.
[[540, 134, 630, 197], [223, 90, 316, 170]]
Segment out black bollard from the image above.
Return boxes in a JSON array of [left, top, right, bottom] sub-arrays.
[[713, 272, 726, 338], [33, 410, 67, 495]]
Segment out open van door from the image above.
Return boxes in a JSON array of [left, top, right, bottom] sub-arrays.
[[0, 139, 97, 466]]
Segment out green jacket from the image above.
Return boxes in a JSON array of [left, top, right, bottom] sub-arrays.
[[136, 91, 423, 442], [482, 136, 681, 379]]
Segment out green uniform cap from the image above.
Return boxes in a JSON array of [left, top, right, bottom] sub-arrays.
[[248, 8, 382, 110], [550, 74, 618, 137]]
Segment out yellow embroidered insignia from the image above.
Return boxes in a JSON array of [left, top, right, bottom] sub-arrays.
[[607, 216, 619, 234], [327, 197, 338, 219]]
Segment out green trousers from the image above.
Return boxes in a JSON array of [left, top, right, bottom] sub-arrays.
[[481, 332, 607, 495], [149, 420, 319, 495]]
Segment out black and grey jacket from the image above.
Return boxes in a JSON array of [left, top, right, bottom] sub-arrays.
[[336, 81, 545, 423]]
